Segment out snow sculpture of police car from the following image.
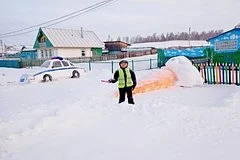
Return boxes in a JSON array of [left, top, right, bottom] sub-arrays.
[[20, 57, 86, 84]]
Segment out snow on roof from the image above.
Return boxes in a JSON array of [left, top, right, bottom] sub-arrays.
[[6, 50, 19, 55], [41, 27, 104, 48], [235, 23, 240, 28], [21, 45, 35, 51], [22, 48, 36, 52], [130, 40, 209, 49], [23, 45, 34, 49]]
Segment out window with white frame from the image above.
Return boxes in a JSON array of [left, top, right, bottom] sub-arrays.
[[54, 49, 57, 56], [41, 50, 44, 58], [49, 49, 52, 58], [45, 49, 48, 58]]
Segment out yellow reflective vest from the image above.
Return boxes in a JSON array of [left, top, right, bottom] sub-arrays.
[[118, 68, 133, 88]]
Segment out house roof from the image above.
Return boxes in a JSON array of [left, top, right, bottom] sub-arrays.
[[207, 26, 240, 42], [41, 27, 104, 48]]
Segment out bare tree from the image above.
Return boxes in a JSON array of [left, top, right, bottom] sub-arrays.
[[130, 30, 223, 43]]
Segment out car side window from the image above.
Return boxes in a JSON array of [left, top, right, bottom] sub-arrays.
[[70, 62, 74, 66], [40, 60, 51, 68], [62, 61, 70, 66], [52, 61, 62, 68]]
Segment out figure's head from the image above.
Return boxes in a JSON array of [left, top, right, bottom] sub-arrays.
[[119, 60, 128, 69]]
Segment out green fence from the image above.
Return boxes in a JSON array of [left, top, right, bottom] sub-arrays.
[[0, 59, 21, 68], [81, 59, 158, 73], [212, 50, 240, 64], [20, 59, 45, 68], [0, 58, 158, 73], [198, 48, 240, 64]]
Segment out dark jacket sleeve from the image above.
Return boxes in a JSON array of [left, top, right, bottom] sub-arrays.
[[110, 70, 119, 83], [130, 70, 137, 87]]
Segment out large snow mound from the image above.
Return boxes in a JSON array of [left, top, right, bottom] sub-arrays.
[[165, 56, 204, 87]]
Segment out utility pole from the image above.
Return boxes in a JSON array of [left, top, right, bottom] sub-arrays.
[[188, 27, 191, 47], [0, 40, 3, 56]]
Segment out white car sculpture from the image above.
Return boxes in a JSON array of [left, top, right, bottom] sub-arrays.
[[20, 57, 86, 84]]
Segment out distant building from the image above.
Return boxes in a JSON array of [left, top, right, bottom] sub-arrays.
[[33, 27, 104, 59], [20, 48, 37, 60], [206, 24, 240, 63], [0, 41, 6, 58], [207, 24, 240, 53], [122, 47, 157, 56], [0, 46, 5, 58], [130, 40, 210, 49], [104, 41, 130, 54], [4, 45, 21, 58]]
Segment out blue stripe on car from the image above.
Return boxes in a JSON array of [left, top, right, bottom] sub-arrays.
[[33, 67, 79, 77]]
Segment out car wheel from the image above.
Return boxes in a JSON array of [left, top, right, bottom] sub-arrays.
[[43, 74, 52, 82], [72, 70, 80, 78]]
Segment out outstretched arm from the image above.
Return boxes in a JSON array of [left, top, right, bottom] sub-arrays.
[[108, 70, 119, 83]]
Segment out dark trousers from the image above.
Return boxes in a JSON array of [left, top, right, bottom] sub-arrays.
[[118, 87, 134, 104]]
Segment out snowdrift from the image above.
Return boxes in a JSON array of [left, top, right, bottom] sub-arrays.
[[165, 56, 204, 87]]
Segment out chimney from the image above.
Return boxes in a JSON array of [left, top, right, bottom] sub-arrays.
[[81, 27, 83, 38]]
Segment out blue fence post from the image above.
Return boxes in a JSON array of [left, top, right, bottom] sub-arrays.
[[206, 64, 210, 84], [132, 60, 134, 71], [88, 60, 91, 71], [111, 61, 114, 73], [209, 64, 213, 84], [150, 59, 152, 69]]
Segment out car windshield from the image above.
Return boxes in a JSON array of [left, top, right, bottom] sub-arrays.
[[40, 60, 51, 68]]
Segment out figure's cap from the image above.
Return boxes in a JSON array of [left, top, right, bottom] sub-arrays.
[[119, 60, 128, 65]]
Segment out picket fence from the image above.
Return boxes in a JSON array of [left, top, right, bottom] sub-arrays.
[[195, 63, 240, 85]]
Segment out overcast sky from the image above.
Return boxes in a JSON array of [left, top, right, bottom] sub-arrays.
[[0, 0, 239, 45]]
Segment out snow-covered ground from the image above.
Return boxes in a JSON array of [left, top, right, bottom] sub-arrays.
[[0, 56, 240, 160]]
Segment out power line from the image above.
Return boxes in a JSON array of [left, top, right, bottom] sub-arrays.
[[0, 0, 115, 38], [45, 0, 114, 28], [0, 0, 113, 36]]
